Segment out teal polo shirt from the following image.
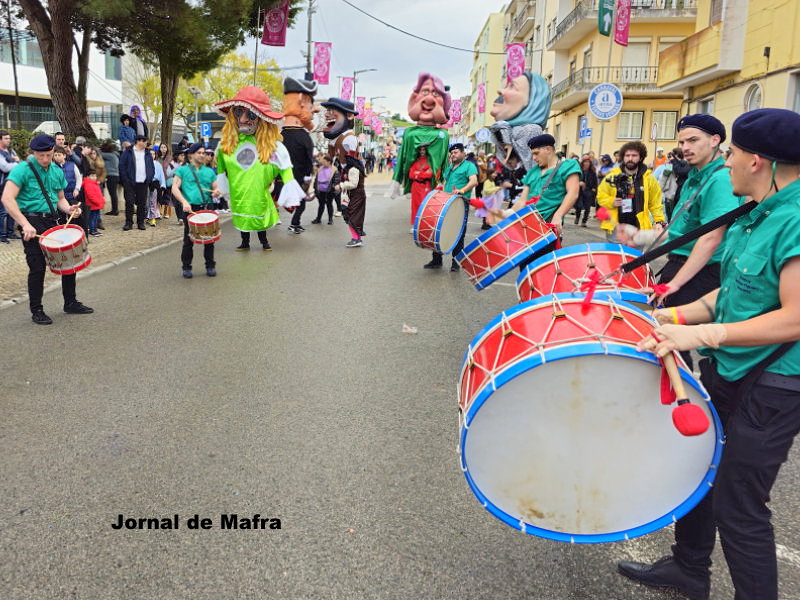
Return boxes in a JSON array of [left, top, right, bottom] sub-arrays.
[[442, 160, 478, 198], [175, 164, 216, 207], [703, 179, 800, 380], [667, 156, 740, 262], [521, 160, 581, 222], [6, 157, 66, 213]]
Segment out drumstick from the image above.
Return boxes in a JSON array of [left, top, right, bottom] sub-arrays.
[[64, 202, 82, 228], [656, 340, 710, 437]]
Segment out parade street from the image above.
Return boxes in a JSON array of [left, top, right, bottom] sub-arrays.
[[2, 176, 800, 600]]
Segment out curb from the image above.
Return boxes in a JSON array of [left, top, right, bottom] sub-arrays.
[[0, 216, 232, 312]]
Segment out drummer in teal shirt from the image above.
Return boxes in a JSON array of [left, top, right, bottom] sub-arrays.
[[424, 143, 478, 272], [633, 108, 800, 600]]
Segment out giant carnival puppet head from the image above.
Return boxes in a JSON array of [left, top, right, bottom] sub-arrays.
[[214, 86, 284, 163], [407, 73, 451, 127], [320, 97, 358, 140], [283, 76, 319, 131], [489, 72, 552, 169]]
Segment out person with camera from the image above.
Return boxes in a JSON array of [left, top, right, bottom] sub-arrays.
[[596, 140, 665, 244]]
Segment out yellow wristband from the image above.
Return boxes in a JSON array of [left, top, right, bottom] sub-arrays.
[[669, 306, 686, 325]]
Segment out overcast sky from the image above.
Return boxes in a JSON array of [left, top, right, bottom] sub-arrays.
[[251, 0, 507, 118]]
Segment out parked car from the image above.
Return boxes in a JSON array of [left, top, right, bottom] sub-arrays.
[[34, 121, 110, 139]]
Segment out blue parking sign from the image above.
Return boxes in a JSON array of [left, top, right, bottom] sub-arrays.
[[200, 122, 212, 138]]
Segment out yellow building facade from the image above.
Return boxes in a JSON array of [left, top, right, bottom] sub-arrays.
[[658, 0, 800, 130], [466, 12, 506, 137]]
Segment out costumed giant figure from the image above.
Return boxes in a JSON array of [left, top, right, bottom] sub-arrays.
[[489, 72, 552, 170], [321, 97, 359, 167], [214, 86, 305, 250]]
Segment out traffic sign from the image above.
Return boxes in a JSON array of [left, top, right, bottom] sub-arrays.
[[200, 122, 212, 138], [579, 117, 589, 140], [588, 84, 623, 120], [476, 127, 491, 143]]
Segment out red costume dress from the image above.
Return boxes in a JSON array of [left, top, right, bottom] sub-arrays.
[[408, 156, 433, 224]]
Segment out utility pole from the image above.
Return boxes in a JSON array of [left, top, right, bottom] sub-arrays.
[[253, 7, 261, 86], [306, 0, 315, 80], [6, 0, 21, 129], [597, 2, 616, 157]]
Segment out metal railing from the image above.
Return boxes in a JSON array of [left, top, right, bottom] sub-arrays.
[[552, 66, 659, 97], [510, 4, 534, 40], [548, 0, 697, 46]]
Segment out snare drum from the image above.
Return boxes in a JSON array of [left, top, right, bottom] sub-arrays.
[[413, 190, 468, 255], [458, 292, 722, 543], [517, 243, 654, 304], [187, 210, 221, 244], [456, 205, 556, 290], [39, 224, 92, 275]]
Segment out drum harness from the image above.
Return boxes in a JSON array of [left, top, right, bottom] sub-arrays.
[[25, 161, 62, 224], [187, 164, 212, 211]]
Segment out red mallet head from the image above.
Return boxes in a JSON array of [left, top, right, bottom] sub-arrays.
[[469, 198, 485, 210], [596, 206, 610, 221], [672, 399, 710, 436]]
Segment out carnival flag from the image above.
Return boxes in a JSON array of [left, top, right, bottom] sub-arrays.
[[355, 96, 366, 119], [363, 105, 373, 121], [340, 77, 354, 102], [506, 43, 526, 82], [313, 42, 332, 84], [477, 83, 486, 114], [451, 99, 463, 123], [614, 0, 632, 47], [375, 120, 383, 135], [261, 0, 290, 46]]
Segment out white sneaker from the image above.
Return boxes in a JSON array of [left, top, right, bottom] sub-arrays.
[[409, 227, 414, 234], [334, 211, 342, 217]]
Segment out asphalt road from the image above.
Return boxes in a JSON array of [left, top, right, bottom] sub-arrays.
[[2, 180, 799, 599]]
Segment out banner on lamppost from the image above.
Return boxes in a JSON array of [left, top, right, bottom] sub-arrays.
[[355, 96, 366, 119], [261, 0, 289, 46], [477, 83, 486, 114], [363, 105, 373, 121], [451, 99, 463, 123], [614, 0, 632, 47], [340, 77, 354, 102], [374, 118, 383, 135], [506, 43, 526, 82], [312, 42, 332, 84], [598, 0, 614, 36]]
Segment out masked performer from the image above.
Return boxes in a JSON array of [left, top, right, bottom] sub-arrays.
[[321, 97, 359, 168], [279, 76, 319, 234], [391, 73, 451, 216], [214, 86, 305, 251], [489, 72, 552, 171]]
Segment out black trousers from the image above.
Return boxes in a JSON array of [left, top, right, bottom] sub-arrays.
[[181, 216, 215, 269], [658, 254, 721, 370], [123, 181, 148, 227], [240, 230, 269, 247], [106, 176, 120, 213], [21, 215, 77, 312], [574, 194, 594, 223], [316, 191, 335, 222], [431, 226, 466, 265], [291, 199, 306, 227], [673, 362, 800, 600]]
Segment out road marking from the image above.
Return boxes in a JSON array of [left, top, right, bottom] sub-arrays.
[[777, 544, 800, 568]]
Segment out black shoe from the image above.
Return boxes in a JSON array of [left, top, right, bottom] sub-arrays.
[[311, 219, 321, 224], [480, 223, 491, 230], [423, 260, 443, 269], [327, 220, 333, 225], [581, 221, 588, 227], [0, 237, 8, 244], [262, 243, 272, 251], [137, 224, 147, 230], [182, 269, 193, 279], [236, 244, 250, 251], [31, 310, 53, 325], [122, 224, 132, 231], [63, 301, 94, 314], [105, 211, 119, 216], [574, 216, 580, 225], [618, 556, 709, 600], [206, 267, 217, 277], [450, 262, 460, 272]]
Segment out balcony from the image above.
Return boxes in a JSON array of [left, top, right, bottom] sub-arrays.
[[551, 65, 666, 110], [547, 0, 697, 50], [658, 22, 743, 90], [509, 4, 535, 42]]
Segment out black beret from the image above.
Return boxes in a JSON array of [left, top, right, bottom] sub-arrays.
[[283, 76, 318, 96], [186, 142, 204, 155], [528, 133, 556, 149], [449, 143, 465, 152], [731, 108, 800, 164], [29, 134, 56, 151], [677, 114, 726, 143]]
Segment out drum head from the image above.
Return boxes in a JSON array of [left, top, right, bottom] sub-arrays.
[[436, 197, 468, 254], [40, 227, 83, 248], [189, 212, 218, 225]]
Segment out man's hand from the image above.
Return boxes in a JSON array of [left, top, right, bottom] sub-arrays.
[[549, 218, 563, 238], [613, 197, 622, 207], [637, 323, 727, 356], [182, 202, 192, 214], [68, 204, 82, 218], [21, 222, 36, 241], [502, 181, 512, 189], [649, 282, 679, 305]]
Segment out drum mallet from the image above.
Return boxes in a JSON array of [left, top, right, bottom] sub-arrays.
[[63, 202, 83, 228]]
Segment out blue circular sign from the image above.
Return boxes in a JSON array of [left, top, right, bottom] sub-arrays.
[[588, 84, 623, 120]]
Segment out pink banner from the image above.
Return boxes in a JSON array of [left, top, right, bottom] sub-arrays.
[[313, 42, 332, 85], [614, 0, 632, 47], [506, 43, 526, 82], [363, 106, 373, 121], [375, 120, 383, 135], [355, 96, 366, 119], [477, 83, 486, 114], [261, 0, 290, 46], [451, 99, 463, 123], [340, 77, 354, 102]]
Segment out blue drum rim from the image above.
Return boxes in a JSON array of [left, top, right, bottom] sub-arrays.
[[459, 341, 723, 544], [455, 205, 556, 290], [413, 190, 468, 255], [515, 242, 644, 288]]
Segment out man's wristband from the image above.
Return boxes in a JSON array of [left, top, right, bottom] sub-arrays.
[[669, 306, 687, 325]]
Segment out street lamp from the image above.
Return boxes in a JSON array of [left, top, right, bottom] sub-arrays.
[[352, 68, 377, 101], [187, 85, 202, 141]]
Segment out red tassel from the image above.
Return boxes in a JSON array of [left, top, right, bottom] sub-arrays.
[[652, 283, 670, 296], [469, 198, 485, 210], [659, 362, 677, 405], [596, 206, 610, 221], [672, 400, 710, 436], [579, 268, 602, 313], [524, 195, 541, 206]]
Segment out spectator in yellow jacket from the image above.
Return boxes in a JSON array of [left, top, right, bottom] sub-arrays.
[[596, 141, 666, 241]]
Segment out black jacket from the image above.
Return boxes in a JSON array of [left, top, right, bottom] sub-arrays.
[[119, 146, 155, 184]]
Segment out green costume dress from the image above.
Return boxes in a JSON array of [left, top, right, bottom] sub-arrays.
[[216, 135, 304, 232], [393, 126, 450, 194]]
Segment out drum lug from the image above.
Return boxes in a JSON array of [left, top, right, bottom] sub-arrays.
[[552, 310, 566, 318], [502, 327, 513, 338]]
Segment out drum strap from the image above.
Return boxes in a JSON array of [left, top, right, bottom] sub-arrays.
[[188, 165, 209, 210], [26, 161, 58, 217], [540, 161, 562, 194]]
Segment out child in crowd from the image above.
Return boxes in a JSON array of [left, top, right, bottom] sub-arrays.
[[474, 170, 503, 230], [82, 170, 106, 237]]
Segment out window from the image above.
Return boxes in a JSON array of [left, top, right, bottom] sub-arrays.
[[105, 53, 122, 81], [652, 111, 678, 140], [533, 25, 541, 45], [744, 84, 762, 111], [698, 97, 715, 114], [583, 45, 593, 69], [793, 73, 800, 113], [709, 0, 723, 24], [617, 111, 644, 139], [569, 57, 577, 77], [0, 32, 44, 68]]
